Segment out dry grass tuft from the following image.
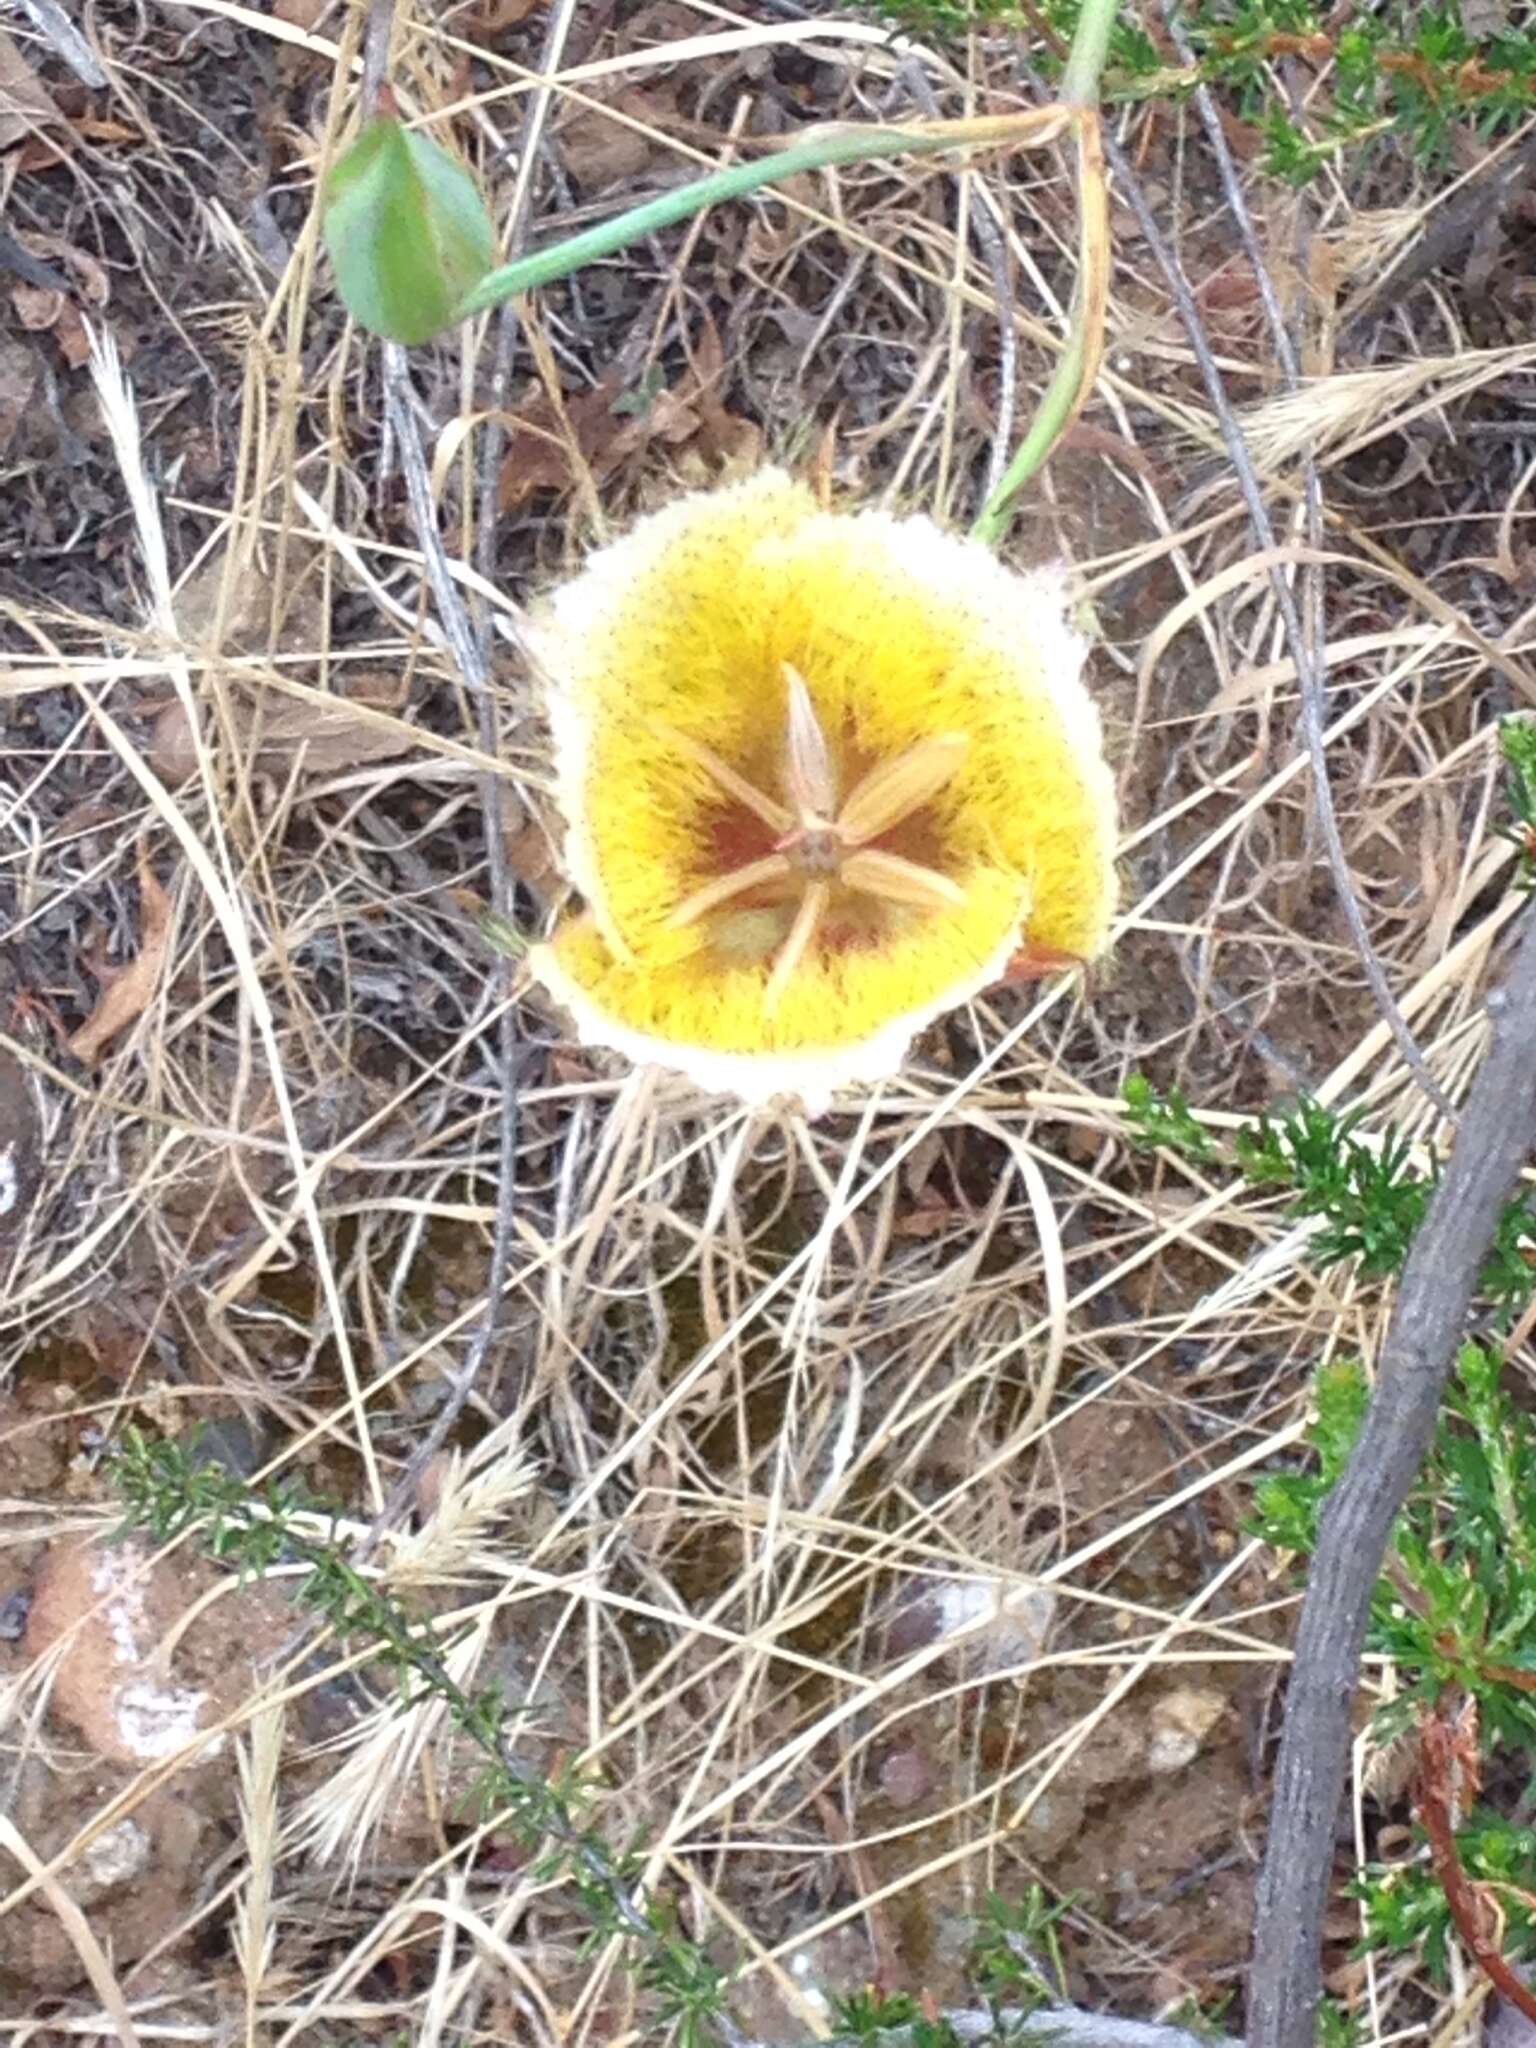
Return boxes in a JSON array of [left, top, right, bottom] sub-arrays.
[[1, 0, 1532, 2041]]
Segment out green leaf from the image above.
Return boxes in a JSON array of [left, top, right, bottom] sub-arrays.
[[323, 113, 495, 345]]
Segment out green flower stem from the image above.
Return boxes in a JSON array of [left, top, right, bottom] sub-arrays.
[[1060, 0, 1120, 110], [450, 0, 1120, 548], [971, 0, 1120, 550], [453, 112, 1065, 318]]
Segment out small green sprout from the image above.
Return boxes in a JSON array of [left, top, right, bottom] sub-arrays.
[[1122, 1073, 1216, 1160], [1234, 1100, 1431, 1277], [1500, 716, 1536, 890]]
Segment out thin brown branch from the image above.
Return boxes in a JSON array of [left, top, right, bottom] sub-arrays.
[[1247, 906, 1536, 2048], [1418, 1702, 1536, 2024]]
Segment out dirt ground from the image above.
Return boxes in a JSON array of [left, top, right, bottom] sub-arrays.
[[2, 0, 1534, 2039]]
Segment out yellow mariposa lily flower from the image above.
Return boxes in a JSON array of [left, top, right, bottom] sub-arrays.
[[528, 468, 1117, 1107]]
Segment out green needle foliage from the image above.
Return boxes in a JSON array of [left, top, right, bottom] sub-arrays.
[[1232, 1099, 1431, 1278], [113, 1429, 1092, 2045], [1124, 746, 1536, 1992], [1124, 889, 1536, 1990], [1253, 1345, 1536, 1981], [1501, 716, 1536, 891], [865, 0, 1536, 184], [112, 1431, 716, 2036], [1123, 1078, 1536, 1308], [1252, 1346, 1536, 1746], [1121, 1073, 1216, 1162]]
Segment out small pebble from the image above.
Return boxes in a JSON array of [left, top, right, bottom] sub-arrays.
[[879, 1747, 934, 1809]]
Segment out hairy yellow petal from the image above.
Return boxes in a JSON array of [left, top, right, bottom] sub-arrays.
[[530, 862, 1030, 1108], [651, 720, 792, 835], [533, 466, 1120, 1105]]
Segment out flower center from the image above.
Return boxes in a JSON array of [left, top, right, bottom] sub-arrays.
[[661, 666, 971, 1014], [780, 824, 843, 878]]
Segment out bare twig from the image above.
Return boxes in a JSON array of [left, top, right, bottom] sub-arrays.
[[450, 0, 590, 1450], [360, 0, 392, 110], [1247, 907, 1536, 2048], [1099, 119, 1457, 1125], [7, 0, 106, 87], [375, 347, 522, 1521], [366, 0, 591, 1528], [768, 2007, 1241, 2048]]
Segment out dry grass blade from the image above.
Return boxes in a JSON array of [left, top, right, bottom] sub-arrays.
[[0, 1815, 143, 2047], [233, 1701, 284, 2033]]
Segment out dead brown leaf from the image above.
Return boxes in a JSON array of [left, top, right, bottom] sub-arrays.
[[272, 0, 330, 28], [462, 0, 545, 37], [152, 674, 414, 785], [0, 338, 37, 457], [69, 845, 174, 1066], [245, 676, 415, 772], [153, 546, 416, 779], [561, 104, 656, 192], [148, 702, 200, 785], [504, 817, 559, 894], [0, 30, 58, 150], [8, 232, 109, 368], [12, 114, 138, 173], [500, 366, 700, 510], [558, 85, 680, 194], [52, 305, 94, 368], [25, 233, 110, 306], [10, 282, 61, 333], [172, 540, 345, 660], [686, 312, 764, 471]]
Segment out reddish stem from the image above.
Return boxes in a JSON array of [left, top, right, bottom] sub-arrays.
[[1417, 1704, 1536, 2022]]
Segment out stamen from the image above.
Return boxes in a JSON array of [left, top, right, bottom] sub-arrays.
[[763, 879, 829, 1015], [666, 853, 794, 929], [782, 664, 838, 824], [837, 733, 968, 846], [841, 848, 967, 912], [651, 720, 793, 834]]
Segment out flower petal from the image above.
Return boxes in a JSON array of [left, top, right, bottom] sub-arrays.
[[782, 663, 837, 823], [665, 853, 794, 930], [540, 468, 819, 957], [839, 847, 968, 912], [529, 894, 1028, 1112], [763, 877, 830, 1015], [531, 858, 1030, 1082]]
